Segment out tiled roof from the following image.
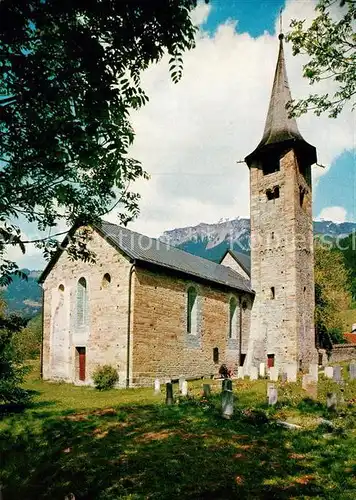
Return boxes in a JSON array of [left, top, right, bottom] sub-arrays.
[[97, 221, 253, 293], [344, 333, 356, 344]]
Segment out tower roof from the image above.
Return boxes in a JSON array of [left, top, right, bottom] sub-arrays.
[[245, 34, 316, 166]]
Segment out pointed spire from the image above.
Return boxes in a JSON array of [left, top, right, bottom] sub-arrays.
[[245, 33, 317, 167]]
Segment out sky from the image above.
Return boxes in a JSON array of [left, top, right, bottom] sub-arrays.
[[11, 0, 356, 269]]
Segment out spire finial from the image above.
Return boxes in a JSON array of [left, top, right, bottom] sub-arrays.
[[279, 8, 284, 40]]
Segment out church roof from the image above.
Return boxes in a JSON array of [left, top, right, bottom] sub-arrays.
[[98, 221, 253, 293], [220, 249, 251, 278], [245, 34, 317, 166], [39, 220, 253, 294]]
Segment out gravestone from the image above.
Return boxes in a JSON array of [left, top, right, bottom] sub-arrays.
[[267, 383, 275, 397], [269, 367, 279, 381], [268, 387, 278, 406], [324, 366, 333, 379], [250, 366, 258, 380], [181, 380, 188, 396], [154, 378, 160, 394], [309, 363, 319, 382], [179, 376, 185, 392], [259, 362, 265, 378], [221, 390, 234, 419], [302, 374, 317, 399], [203, 384, 211, 398], [222, 379, 232, 391], [166, 382, 173, 405], [349, 363, 356, 381], [281, 370, 287, 383], [286, 363, 297, 383], [237, 366, 244, 379], [326, 392, 337, 411], [333, 365, 342, 383]]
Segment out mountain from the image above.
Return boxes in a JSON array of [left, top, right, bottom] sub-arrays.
[[1, 269, 42, 318], [160, 218, 356, 262], [3, 219, 356, 318]]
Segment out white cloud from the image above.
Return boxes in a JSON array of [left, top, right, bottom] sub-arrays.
[[317, 206, 347, 223], [190, 1, 211, 26], [118, 0, 355, 238]]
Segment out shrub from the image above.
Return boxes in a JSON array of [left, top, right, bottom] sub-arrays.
[[92, 365, 119, 391]]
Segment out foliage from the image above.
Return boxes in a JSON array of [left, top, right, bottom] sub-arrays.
[[314, 241, 351, 346], [327, 327, 346, 344], [92, 365, 119, 391], [337, 232, 356, 300], [287, 0, 356, 117], [0, 0, 198, 284], [0, 298, 30, 404], [12, 314, 42, 360]]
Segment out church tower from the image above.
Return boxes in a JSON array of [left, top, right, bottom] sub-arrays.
[[244, 34, 318, 372]]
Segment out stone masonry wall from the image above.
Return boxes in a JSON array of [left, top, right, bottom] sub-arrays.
[[42, 227, 133, 387], [131, 266, 252, 386], [329, 344, 356, 363], [246, 148, 316, 372]]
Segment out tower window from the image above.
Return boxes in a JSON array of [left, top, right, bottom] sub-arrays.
[[299, 186, 306, 209], [262, 155, 280, 175], [213, 347, 219, 364], [266, 186, 280, 201], [270, 287, 275, 299]]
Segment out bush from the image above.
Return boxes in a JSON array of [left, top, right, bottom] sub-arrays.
[[92, 365, 119, 391], [328, 327, 346, 345], [13, 314, 42, 360], [0, 310, 31, 405]]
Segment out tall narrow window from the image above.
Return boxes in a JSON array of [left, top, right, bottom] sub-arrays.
[[228, 297, 238, 339], [187, 286, 198, 334], [77, 277, 88, 328]]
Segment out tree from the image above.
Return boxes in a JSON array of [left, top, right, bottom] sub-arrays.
[[287, 0, 355, 117], [12, 314, 42, 360], [314, 241, 351, 348], [0, 297, 30, 405], [337, 232, 356, 301], [0, 0, 198, 284]]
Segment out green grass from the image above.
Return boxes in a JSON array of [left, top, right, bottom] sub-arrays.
[[1, 361, 355, 499]]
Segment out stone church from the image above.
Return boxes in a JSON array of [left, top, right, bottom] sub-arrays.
[[40, 33, 317, 386]]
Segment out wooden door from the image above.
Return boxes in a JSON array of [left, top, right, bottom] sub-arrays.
[[267, 354, 275, 368], [78, 347, 86, 381]]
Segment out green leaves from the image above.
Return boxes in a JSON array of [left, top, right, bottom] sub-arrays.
[[0, 0, 198, 283], [287, 0, 356, 117]]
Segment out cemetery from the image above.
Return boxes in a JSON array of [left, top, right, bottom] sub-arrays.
[[0, 361, 355, 499]]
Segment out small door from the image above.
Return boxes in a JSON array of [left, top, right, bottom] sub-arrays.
[[77, 347, 86, 381], [267, 354, 275, 368]]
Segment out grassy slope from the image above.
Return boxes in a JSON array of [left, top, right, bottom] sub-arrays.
[[0, 361, 355, 499]]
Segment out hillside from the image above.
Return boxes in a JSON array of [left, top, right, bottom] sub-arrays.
[[1, 269, 42, 318]]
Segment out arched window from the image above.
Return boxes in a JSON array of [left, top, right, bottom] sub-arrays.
[[187, 286, 198, 334], [58, 284, 65, 292], [76, 277, 88, 328], [102, 273, 111, 288], [229, 297, 238, 339]]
